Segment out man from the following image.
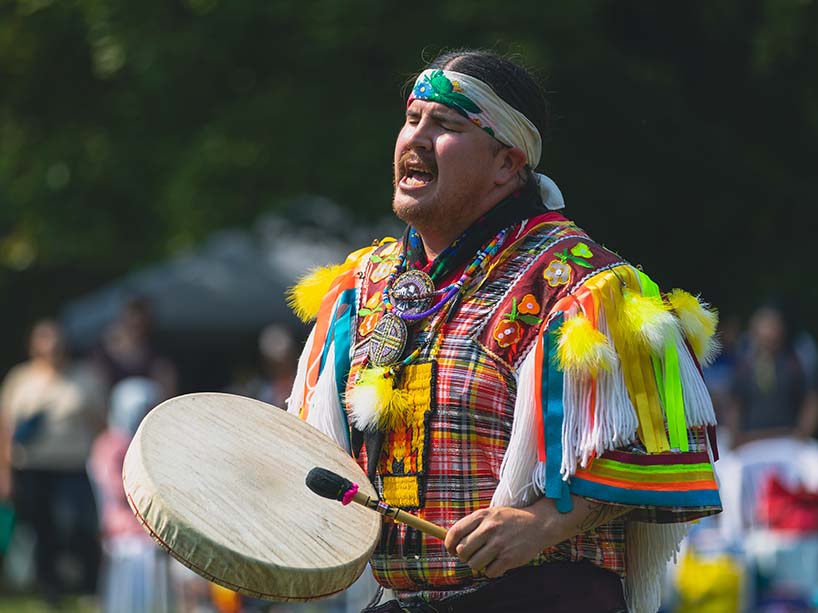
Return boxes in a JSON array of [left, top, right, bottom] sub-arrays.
[[287, 50, 722, 612]]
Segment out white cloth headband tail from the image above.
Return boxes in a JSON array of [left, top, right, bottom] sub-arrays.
[[534, 173, 565, 211]]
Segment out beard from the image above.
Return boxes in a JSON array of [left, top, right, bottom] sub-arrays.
[[392, 150, 474, 234], [391, 183, 479, 246], [392, 188, 437, 226]]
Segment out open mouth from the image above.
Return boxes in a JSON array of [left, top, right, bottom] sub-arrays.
[[399, 155, 437, 189]]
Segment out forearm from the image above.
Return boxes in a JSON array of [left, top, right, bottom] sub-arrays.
[[445, 494, 631, 577], [528, 495, 631, 548]]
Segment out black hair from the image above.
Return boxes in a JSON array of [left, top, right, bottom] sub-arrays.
[[420, 49, 550, 168]]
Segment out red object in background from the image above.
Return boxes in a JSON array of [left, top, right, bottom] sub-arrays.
[[756, 473, 818, 533]]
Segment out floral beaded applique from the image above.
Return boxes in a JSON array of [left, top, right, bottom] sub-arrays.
[[358, 292, 384, 337], [493, 295, 543, 348], [543, 242, 594, 287], [369, 247, 400, 283], [494, 320, 522, 348], [518, 293, 541, 316], [411, 70, 494, 136]]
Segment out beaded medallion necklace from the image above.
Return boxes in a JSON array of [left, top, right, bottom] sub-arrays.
[[364, 179, 546, 377], [367, 227, 507, 372]]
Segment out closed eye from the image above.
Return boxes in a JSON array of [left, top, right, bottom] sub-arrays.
[[430, 111, 467, 130], [405, 109, 467, 132]]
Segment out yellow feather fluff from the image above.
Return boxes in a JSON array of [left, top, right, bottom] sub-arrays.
[[346, 367, 411, 431], [286, 263, 348, 323], [286, 242, 389, 322], [618, 289, 677, 354], [668, 289, 720, 365], [557, 315, 616, 376]]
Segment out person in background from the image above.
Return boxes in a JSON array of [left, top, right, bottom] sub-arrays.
[[251, 324, 299, 409], [0, 320, 105, 607], [226, 323, 299, 409], [87, 376, 172, 613], [94, 297, 178, 399], [702, 315, 741, 450], [727, 303, 818, 447]]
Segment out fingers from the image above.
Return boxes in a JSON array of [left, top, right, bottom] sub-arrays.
[[456, 528, 490, 564], [446, 505, 550, 580], [483, 557, 508, 579], [463, 541, 495, 574], [444, 508, 487, 557], [461, 541, 509, 578], [446, 509, 507, 576]]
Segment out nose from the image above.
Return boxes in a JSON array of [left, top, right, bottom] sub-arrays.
[[404, 117, 434, 151]]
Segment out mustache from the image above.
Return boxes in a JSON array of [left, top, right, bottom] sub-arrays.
[[397, 150, 438, 175]]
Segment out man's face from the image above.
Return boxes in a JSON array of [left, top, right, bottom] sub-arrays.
[[392, 99, 500, 234]]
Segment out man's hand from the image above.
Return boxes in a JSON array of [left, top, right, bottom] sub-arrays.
[[445, 496, 629, 578], [444, 505, 550, 578]]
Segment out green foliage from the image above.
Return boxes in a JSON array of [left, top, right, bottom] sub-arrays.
[[1, 0, 818, 370]]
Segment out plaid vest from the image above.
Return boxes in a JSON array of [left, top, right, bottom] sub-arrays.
[[348, 217, 627, 591]]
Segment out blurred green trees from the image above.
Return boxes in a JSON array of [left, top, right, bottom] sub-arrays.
[[1, 0, 817, 368]]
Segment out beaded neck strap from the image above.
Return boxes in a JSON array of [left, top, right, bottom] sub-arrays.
[[376, 227, 506, 378], [401, 178, 544, 283], [382, 228, 507, 322]]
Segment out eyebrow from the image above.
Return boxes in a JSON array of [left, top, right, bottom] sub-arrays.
[[407, 108, 469, 126]]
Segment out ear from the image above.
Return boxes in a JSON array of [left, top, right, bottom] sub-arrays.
[[493, 147, 528, 187]]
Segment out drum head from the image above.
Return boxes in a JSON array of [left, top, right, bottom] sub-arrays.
[[123, 393, 380, 601]]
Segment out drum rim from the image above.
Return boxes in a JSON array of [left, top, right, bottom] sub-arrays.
[[123, 392, 381, 601]]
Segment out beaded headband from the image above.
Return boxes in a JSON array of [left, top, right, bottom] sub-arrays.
[[408, 68, 564, 210]]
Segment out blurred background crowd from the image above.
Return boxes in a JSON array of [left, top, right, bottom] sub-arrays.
[[2, 1, 818, 611]]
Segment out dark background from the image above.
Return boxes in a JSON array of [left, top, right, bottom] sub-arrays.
[[2, 0, 817, 387]]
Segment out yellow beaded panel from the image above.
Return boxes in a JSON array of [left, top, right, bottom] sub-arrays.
[[379, 362, 434, 509], [382, 475, 420, 508]]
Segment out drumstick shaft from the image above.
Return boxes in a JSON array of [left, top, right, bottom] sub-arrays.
[[351, 491, 448, 541]]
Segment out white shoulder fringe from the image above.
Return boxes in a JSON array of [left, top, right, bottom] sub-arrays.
[[286, 325, 315, 417], [491, 346, 540, 508], [286, 328, 349, 452], [305, 342, 349, 451]]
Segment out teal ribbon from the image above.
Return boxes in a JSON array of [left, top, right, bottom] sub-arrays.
[[542, 312, 573, 513], [317, 288, 356, 450], [332, 289, 355, 402]]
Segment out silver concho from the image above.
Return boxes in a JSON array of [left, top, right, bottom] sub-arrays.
[[390, 270, 435, 316], [368, 312, 408, 367]]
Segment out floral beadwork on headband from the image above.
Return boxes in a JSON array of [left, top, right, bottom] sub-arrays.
[[410, 70, 495, 136]]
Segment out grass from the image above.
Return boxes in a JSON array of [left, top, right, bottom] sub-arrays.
[[0, 595, 98, 613]]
